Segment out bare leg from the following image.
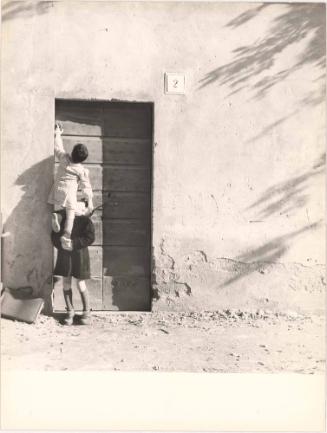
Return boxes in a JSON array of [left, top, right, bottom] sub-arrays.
[[63, 208, 75, 238], [61, 208, 75, 250], [76, 279, 91, 325], [76, 279, 87, 294]]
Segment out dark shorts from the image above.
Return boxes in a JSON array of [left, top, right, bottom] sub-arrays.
[[54, 248, 91, 280]]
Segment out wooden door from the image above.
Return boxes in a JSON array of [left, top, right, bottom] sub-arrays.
[[53, 99, 152, 311]]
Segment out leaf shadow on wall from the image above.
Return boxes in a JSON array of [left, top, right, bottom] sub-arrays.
[[199, 3, 326, 100], [220, 154, 325, 287], [3, 157, 54, 311], [1, 0, 52, 22], [220, 220, 323, 288], [198, 3, 326, 161], [197, 3, 326, 289], [246, 153, 325, 219]]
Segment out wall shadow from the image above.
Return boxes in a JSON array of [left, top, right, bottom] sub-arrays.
[[225, 4, 269, 28], [199, 3, 326, 100], [110, 277, 151, 312], [1, 1, 52, 22], [2, 157, 54, 310], [221, 220, 322, 287], [246, 153, 325, 218]]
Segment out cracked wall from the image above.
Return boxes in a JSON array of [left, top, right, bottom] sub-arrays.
[[1, 2, 325, 313], [152, 237, 325, 313]]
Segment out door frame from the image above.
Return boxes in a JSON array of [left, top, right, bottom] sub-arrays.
[[53, 97, 155, 312]]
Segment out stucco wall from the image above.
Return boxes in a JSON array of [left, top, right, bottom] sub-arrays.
[[1, 1, 325, 313]]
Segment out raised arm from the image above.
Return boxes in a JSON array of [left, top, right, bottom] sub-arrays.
[[54, 123, 67, 161]]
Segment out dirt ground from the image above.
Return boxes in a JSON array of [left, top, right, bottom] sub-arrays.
[[1, 309, 325, 373]]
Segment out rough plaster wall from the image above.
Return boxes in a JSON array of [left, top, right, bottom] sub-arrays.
[[1, 1, 325, 312], [1, 1, 55, 310]]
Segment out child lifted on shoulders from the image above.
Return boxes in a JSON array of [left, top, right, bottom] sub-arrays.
[[48, 123, 94, 250]]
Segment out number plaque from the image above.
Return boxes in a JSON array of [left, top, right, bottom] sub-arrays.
[[164, 72, 186, 95]]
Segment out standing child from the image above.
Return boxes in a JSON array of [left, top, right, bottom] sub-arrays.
[[51, 201, 95, 325], [48, 123, 94, 249]]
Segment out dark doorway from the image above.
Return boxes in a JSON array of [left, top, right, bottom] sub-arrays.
[[53, 99, 153, 311]]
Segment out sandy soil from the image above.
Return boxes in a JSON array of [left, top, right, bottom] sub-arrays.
[[1, 310, 325, 373]]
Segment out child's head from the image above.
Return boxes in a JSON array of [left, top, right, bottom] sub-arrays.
[[71, 143, 88, 163]]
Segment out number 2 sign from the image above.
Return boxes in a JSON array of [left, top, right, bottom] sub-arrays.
[[164, 73, 186, 94]]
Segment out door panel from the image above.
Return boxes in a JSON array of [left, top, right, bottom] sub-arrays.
[[102, 166, 151, 192], [103, 138, 152, 165], [103, 219, 148, 246], [92, 219, 148, 246], [103, 246, 150, 276], [84, 165, 150, 192], [103, 192, 150, 219], [102, 103, 152, 138]]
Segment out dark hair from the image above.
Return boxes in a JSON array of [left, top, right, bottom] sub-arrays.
[[71, 143, 88, 163]]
